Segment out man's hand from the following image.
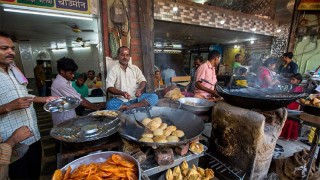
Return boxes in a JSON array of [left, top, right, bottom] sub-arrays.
[[135, 89, 142, 97], [5, 97, 33, 112], [45, 96, 60, 103], [122, 92, 131, 99], [5, 126, 33, 148]]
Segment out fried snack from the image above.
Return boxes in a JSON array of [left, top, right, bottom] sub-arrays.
[[181, 160, 189, 171], [62, 166, 71, 180], [189, 142, 204, 154], [197, 167, 205, 177], [153, 135, 168, 143], [159, 123, 168, 130], [171, 130, 185, 138], [173, 166, 181, 177], [93, 110, 118, 117], [205, 168, 214, 179], [312, 98, 320, 105], [52, 169, 63, 180], [141, 133, 153, 138], [167, 135, 179, 142], [153, 129, 164, 136], [166, 168, 174, 180], [140, 137, 154, 142], [54, 154, 138, 180], [147, 120, 162, 131], [142, 118, 152, 126], [152, 117, 162, 124], [182, 169, 189, 177], [166, 125, 177, 132], [163, 129, 173, 137]]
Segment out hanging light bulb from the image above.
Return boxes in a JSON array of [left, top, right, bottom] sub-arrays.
[[251, 23, 257, 32], [173, 6, 178, 12], [220, 13, 225, 24]]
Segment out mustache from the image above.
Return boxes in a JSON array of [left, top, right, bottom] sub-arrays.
[[6, 54, 15, 59]]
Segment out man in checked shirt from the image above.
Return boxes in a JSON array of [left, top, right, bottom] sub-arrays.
[[0, 31, 57, 179]]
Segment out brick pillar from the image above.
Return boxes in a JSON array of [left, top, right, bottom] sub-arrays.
[[129, 0, 143, 70]]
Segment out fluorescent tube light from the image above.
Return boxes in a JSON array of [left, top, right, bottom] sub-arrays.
[[4, 8, 93, 21]]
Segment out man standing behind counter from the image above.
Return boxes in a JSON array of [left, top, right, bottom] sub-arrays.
[[0, 31, 56, 179], [278, 52, 298, 76], [194, 50, 221, 99], [51, 57, 103, 125], [106, 46, 158, 111]]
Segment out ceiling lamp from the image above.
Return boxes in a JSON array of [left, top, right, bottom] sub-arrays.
[[250, 40, 254, 44], [172, 0, 178, 13]]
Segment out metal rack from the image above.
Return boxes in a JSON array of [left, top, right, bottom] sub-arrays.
[[206, 153, 246, 180]]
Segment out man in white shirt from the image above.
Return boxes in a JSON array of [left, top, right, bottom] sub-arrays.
[[106, 46, 158, 110]]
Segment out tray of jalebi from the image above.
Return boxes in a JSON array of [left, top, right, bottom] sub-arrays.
[[52, 151, 141, 180]]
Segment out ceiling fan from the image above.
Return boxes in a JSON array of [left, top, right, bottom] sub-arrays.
[[75, 37, 90, 43], [70, 23, 94, 33]]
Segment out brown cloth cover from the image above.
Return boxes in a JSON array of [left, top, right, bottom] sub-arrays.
[[270, 149, 320, 180]]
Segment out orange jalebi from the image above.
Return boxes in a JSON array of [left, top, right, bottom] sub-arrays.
[[53, 154, 138, 180]]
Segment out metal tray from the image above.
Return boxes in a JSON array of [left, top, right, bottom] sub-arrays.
[[50, 115, 123, 143], [44, 96, 80, 113], [60, 151, 141, 179]]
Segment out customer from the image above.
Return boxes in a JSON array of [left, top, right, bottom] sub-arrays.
[[0, 126, 33, 180], [86, 70, 96, 88], [33, 60, 46, 96], [278, 52, 298, 76], [279, 73, 303, 141], [106, 46, 158, 111], [187, 55, 203, 93], [194, 50, 220, 99], [72, 73, 89, 97], [0, 31, 56, 179], [232, 54, 242, 73], [154, 70, 163, 88], [51, 57, 104, 125], [95, 73, 103, 88], [233, 67, 248, 87], [257, 57, 280, 88], [161, 64, 176, 85]]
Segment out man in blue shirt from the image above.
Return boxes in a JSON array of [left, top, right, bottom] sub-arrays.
[[278, 52, 298, 77]]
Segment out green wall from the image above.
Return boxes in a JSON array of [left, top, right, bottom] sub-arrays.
[[295, 37, 320, 74]]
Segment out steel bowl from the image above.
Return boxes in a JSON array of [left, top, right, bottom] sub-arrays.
[[176, 97, 214, 114], [60, 151, 141, 179]]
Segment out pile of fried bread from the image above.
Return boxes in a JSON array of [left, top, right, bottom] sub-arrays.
[[139, 117, 185, 143]]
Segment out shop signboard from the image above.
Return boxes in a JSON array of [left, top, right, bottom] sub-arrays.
[[0, 0, 90, 14]]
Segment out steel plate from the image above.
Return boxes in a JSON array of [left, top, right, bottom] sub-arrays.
[[44, 96, 80, 113], [60, 151, 141, 179], [50, 114, 124, 143]]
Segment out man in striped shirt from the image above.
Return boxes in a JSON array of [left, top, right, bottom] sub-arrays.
[[0, 31, 56, 179]]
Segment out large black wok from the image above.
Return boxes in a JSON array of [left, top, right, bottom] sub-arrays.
[[216, 85, 309, 111], [118, 106, 205, 148]]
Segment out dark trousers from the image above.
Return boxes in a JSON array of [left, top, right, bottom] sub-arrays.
[[9, 141, 42, 180]]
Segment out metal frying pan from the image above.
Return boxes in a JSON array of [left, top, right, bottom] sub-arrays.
[[118, 106, 205, 148], [216, 85, 309, 111]]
